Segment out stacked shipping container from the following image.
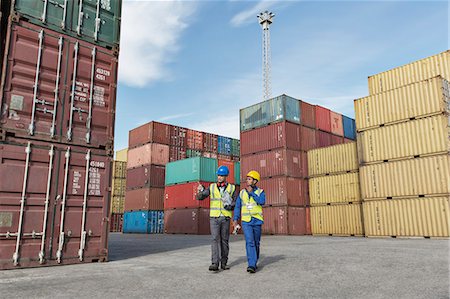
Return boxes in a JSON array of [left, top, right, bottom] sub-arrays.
[[110, 148, 127, 232], [0, 1, 122, 269], [355, 51, 450, 238]]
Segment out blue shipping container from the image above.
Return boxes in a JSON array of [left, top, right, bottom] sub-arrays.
[[218, 136, 232, 155], [123, 211, 164, 234], [342, 116, 356, 140]]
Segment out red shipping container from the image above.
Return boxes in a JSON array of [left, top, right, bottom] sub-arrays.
[[0, 140, 111, 270], [259, 177, 308, 207], [300, 126, 317, 151], [331, 135, 344, 145], [204, 133, 218, 153], [240, 122, 300, 155], [127, 143, 169, 169], [262, 206, 288, 235], [306, 207, 311, 235], [288, 207, 307, 235], [164, 182, 210, 209], [218, 159, 235, 184], [315, 106, 331, 133], [186, 130, 204, 150], [300, 101, 316, 129], [164, 208, 210, 235], [344, 138, 354, 143], [128, 121, 171, 148], [203, 152, 217, 159], [170, 126, 187, 148], [169, 146, 187, 162], [330, 112, 344, 136], [126, 165, 165, 190], [124, 187, 165, 211], [241, 149, 305, 180], [316, 131, 332, 148], [110, 213, 123, 232], [217, 154, 232, 161]]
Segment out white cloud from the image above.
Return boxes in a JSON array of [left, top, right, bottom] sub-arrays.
[[189, 114, 241, 139], [158, 113, 194, 122], [118, 1, 197, 87]]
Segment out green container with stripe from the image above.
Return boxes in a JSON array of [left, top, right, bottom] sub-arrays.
[[234, 162, 240, 185], [186, 149, 202, 158], [231, 139, 240, 157], [165, 157, 218, 186]]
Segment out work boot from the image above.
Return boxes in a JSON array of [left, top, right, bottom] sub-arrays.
[[247, 266, 256, 273], [221, 262, 230, 270], [209, 264, 219, 271]]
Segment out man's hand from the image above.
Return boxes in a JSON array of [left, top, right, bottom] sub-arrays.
[[197, 183, 204, 192], [233, 220, 238, 228], [246, 185, 253, 193]]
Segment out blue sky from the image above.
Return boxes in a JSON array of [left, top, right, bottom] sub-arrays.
[[115, 0, 449, 151]]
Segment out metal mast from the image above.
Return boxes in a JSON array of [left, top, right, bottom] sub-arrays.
[[258, 10, 275, 101]]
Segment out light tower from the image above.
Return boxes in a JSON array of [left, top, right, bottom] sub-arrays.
[[258, 10, 275, 101]]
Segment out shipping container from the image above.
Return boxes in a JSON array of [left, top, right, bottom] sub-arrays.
[[110, 213, 123, 232], [315, 130, 332, 148], [288, 207, 308, 235], [110, 195, 125, 214], [170, 125, 187, 148], [344, 138, 354, 143], [11, 0, 122, 50], [0, 140, 111, 270], [240, 95, 300, 132], [330, 135, 344, 146], [204, 133, 218, 153], [203, 152, 218, 159], [309, 172, 361, 206], [363, 197, 449, 237], [300, 126, 317, 151], [111, 177, 126, 198], [218, 159, 236, 184], [186, 129, 204, 151], [330, 112, 344, 136], [356, 76, 450, 131], [126, 164, 165, 189], [112, 160, 126, 178], [261, 206, 308, 235], [300, 101, 316, 129], [259, 176, 309, 207], [217, 154, 232, 161], [342, 116, 356, 140], [164, 208, 210, 235], [241, 149, 306, 180], [115, 148, 127, 162], [164, 182, 210, 209], [240, 121, 301, 155], [169, 146, 187, 162], [165, 157, 218, 186], [368, 51, 450, 95], [186, 149, 202, 158], [217, 136, 232, 155], [311, 204, 363, 236], [124, 187, 165, 211], [126, 143, 169, 169], [315, 106, 331, 133], [306, 207, 311, 235], [235, 162, 241, 185], [128, 121, 171, 148], [123, 211, 164, 234], [231, 139, 240, 157], [307, 142, 358, 177], [358, 115, 450, 165], [360, 155, 450, 200]]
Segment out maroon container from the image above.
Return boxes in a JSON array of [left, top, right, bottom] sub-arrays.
[[128, 121, 171, 148], [300, 126, 317, 151], [204, 133, 218, 153], [186, 129, 204, 151], [261, 206, 307, 235], [126, 165, 165, 189], [169, 146, 187, 162], [344, 138, 354, 143], [127, 143, 170, 169], [0, 140, 111, 270], [288, 207, 308, 235], [306, 207, 311, 235], [164, 182, 210, 210], [331, 135, 344, 145], [316, 130, 332, 148], [240, 121, 300, 156], [315, 106, 331, 133], [259, 176, 309, 207], [164, 208, 210, 235], [170, 126, 187, 148], [241, 149, 305, 180], [300, 101, 316, 129], [124, 187, 164, 212], [110, 213, 123, 232]]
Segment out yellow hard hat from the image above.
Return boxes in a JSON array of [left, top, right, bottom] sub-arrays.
[[246, 170, 261, 182]]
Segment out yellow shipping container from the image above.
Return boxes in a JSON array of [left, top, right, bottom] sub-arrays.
[[368, 51, 450, 95], [111, 195, 125, 214], [311, 204, 364, 236], [307, 142, 358, 177], [358, 115, 450, 164], [309, 172, 361, 205], [116, 148, 128, 162], [113, 161, 127, 178], [355, 76, 450, 131], [363, 197, 450, 238], [111, 177, 126, 198], [360, 155, 450, 200]]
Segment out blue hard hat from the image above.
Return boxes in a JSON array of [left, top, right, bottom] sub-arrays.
[[217, 166, 230, 176]]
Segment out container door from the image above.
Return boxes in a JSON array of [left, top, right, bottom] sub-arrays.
[[13, 0, 71, 31]]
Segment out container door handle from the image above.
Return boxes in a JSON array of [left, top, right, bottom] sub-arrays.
[[67, 42, 79, 141], [41, 0, 48, 22], [77, 0, 84, 35], [86, 47, 96, 144], [56, 147, 71, 263], [94, 0, 101, 41], [29, 30, 44, 136], [78, 150, 91, 261], [50, 36, 63, 138]]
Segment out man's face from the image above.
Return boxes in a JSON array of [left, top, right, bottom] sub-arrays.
[[246, 177, 256, 186], [217, 175, 226, 183]]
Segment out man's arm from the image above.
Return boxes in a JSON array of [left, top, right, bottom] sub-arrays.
[[233, 196, 242, 222], [196, 185, 210, 200], [250, 189, 265, 206]]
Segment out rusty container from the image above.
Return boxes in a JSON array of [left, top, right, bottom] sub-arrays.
[[126, 164, 165, 190], [259, 176, 309, 207], [204, 133, 218, 153], [261, 206, 307, 235], [170, 125, 187, 148], [330, 112, 344, 136], [124, 187, 165, 211], [126, 143, 170, 169], [169, 146, 187, 162], [128, 121, 171, 148], [164, 182, 210, 210], [164, 208, 210, 235], [300, 101, 316, 129], [300, 126, 317, 151], [315, 106, 331, 133], [316, 131, 332, 148], [186, 129, 204, 151]]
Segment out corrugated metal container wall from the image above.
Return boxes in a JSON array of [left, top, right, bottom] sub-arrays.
[[288, 207, 308, 235], [357, 115, 450, 164], [311, 204, 363, 236], [259, 177, 309, 207], [300, 126, 317, 151], [111, 195, 125, 214], [342, 116, 356, 140], [235, 162, 241, 185], [218, 136, 232, 155], [360, 155, 450, 200], [165, 157, 218, 186], [315, 106, 331, 132], [307, 142, 358, 177], [170, 126, 187, 148], [309, 172, 361, 205], [315, 131, 332, 148], [330, 112, 344, 136], [344, 138, 354, 143], [164, 182, 210, 209], [300, 101, 316, 129], [115, 148, 128, 162], [330, 135, 344, 146], [124, 187, 165, 211], [110, 213, 123, 232], [112, 161, 127, 178], [186, 149, 202, 158], [123, 211, 164, 234], [128, 121, 171, 148], [240, 122, 301, 155], [368, 51, 450, 95], [356, 76, 450, 131], [126, 143, 169, 168], [111, 177, 126, 198], [218, 160, 236, 184], [204, 133, 218, 153], [262, 206, 288, 235], [240, 149, 306, 180], [186, 130, 204, 150], [169, 146, 187, 162], [164, 208, 210, 235], [231, 139, 240, 157], [126, 165, 165, 189], [363, 197, 450, 237]]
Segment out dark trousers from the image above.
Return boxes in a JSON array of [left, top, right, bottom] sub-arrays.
[[210, 216, 230, 265]]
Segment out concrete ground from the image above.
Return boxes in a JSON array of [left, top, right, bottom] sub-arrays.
[[1, 233, 449, 298]]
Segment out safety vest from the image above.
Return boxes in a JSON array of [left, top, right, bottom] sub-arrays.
[[209, 183, 236, 218], [240, 188, 264, 223]]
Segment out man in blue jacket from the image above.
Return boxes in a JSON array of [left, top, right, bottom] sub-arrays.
[[233, 170, 265, 273]]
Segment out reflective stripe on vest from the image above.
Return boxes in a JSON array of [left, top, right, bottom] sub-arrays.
[[209, 183, 235, 218], [240, 188, 264, 223]]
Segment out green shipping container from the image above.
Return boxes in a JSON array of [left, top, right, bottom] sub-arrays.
[[165, 157, 218, 186], [234, 162, 241, 185], [186, 149, 202, 158], [240, 94, 301, 131], [12, 0, 121, 50], [231, 139, 240, 157]]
